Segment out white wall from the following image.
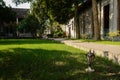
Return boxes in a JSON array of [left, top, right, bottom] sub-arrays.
[[65, 18, 76, 38]]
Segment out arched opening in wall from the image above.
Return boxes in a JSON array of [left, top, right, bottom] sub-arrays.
[[103, 4, 110, 36]]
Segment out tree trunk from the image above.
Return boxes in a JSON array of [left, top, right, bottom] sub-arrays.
[[74, 2, 80, 39], [92, 0, 100, 40]]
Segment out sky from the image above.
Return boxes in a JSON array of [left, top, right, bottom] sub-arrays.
[[3, 0, 30, 9]]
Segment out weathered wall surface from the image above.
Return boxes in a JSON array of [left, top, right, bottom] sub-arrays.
[[66, 0, 119, 39], [79, 6, 93, 38], [65, 18, 76, 38]]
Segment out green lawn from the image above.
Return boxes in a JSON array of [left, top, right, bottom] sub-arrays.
[[0, 39, 120, 80], [79, 39, 120, 46]]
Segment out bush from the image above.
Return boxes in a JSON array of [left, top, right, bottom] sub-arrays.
[[108, 31, 120, 41], [81, 34, 88, 40], [53, 26, 64, 38]]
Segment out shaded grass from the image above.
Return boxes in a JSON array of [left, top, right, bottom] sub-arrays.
[[0, 39, 58, 45], [0, 39, 120, 80], [79, 39, 120, 46]]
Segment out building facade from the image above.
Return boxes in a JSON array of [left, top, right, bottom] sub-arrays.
[[66, 0, 120, 40], [12, 8, 29, 25], [99, 0, 118, 39], [0, 8, 29, 38]]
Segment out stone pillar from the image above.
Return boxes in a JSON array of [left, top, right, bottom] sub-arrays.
[[113, 0, 118, 31], [16, 17, 19, 25], [109, 0, 118, 32], [100, 3, 104, 39], [109, 0, 113, 32]]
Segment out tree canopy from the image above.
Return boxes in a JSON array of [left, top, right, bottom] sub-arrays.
[[12, 0, 85, 39], [12, 0, 83, 24], [0, 0, 16, 23], [18, 14, 39, 32]]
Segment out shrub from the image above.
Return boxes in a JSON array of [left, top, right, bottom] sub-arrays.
[[53, 26, 64, 38], [108, 31, 120, 41], [81, 34, 88, 40]]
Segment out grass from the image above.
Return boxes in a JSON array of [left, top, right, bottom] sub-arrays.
[[79, 39, 120, 46], [0, 39, 120, 80]]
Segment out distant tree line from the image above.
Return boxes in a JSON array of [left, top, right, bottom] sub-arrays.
[[0, 0, 17, 37], [0, 0, 16, 23]]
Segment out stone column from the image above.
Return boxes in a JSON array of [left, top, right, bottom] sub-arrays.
[[113, 0, 118, 31], [109, 0, 118, 32], [16, 17, 19, 25]]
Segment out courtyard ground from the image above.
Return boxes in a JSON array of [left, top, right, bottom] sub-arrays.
[[0, 39, 120, 80], [53, 38, 120, 65]]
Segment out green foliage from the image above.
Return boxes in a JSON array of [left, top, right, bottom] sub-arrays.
[[81, 34, 88, 40], [12, 0, 84, 39], [116, 31, 120, 36], [12, 0, 85, 39], [47, 0, 74, 24], [108, 31, 120, 41], [14, 0, 83, 24], [18, 14, 40, 37], [0, 2, 16, 23], [31, 0, 50, 37], [45, 0, 84, 24], [31, 0, 49, 23], [0, 0, 5, 6], [0, 1, 17, 36], [53, 26, 64, 38]]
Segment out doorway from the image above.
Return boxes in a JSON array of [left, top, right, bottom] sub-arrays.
[[104, 4, 110, 36]]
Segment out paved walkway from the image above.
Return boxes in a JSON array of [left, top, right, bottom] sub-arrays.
[[53, 38, 120, 64]]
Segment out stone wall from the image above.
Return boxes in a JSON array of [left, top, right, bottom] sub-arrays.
[[79, 6, 93, 39], [100, 0, 118, 39], [78, 0, 119, 39], [66, 0, 120, 40]]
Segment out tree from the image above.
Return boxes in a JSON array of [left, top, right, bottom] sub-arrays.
[[47, 0, 83, 38], [53, 25, 64, 38], [92, 0, 100, 40], [12, 0, 84, 39], [31, 0, 50, 37], [74, 0, 82, 39], [18, 14, 40, 37], [0, 1, 16, 23], [0, 0, 17, 36], [34, 0, 84, 38]]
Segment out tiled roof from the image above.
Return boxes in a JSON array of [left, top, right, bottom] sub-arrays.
[[12, 8, 29, 18]]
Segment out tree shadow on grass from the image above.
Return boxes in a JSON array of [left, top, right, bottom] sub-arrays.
[[0, 39, 60, 45], [0, 48, 120, 80]]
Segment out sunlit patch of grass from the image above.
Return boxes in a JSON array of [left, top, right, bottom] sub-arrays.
[[0, 39, 120, 80], [79, 39, 120, 46]]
